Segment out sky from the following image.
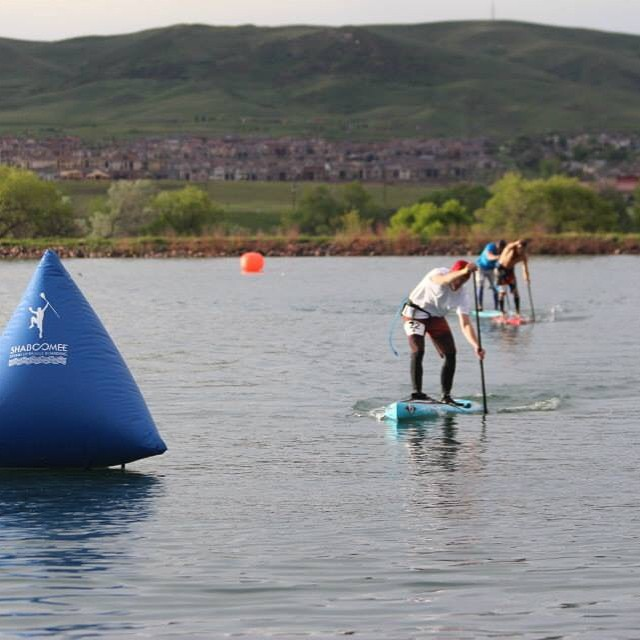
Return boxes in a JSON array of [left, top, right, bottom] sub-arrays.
[[1, 0, 639, 41]]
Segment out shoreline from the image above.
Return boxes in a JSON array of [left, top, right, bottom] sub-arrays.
[[0, 235, 639, 259]]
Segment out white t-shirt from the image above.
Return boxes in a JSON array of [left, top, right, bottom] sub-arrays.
[[407, 267, 471, 318]]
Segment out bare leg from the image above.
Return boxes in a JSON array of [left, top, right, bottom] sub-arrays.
[[498, 289, 506, 314]]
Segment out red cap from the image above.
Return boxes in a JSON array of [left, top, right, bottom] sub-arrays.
[[450, 260, 469, 272]]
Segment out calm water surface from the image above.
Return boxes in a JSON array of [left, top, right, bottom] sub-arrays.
[[0, 256, 639, 639]]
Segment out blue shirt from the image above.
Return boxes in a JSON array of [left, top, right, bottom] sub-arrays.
[[477, 243, 499, 270]]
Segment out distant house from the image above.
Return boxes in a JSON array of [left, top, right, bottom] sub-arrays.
[[86, 169, 110, 180], [59, 170, 84, 180], [211, 166, 226, 181]]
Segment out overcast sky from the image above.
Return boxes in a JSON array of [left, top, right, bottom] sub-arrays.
[[2, 0, 639, 41]]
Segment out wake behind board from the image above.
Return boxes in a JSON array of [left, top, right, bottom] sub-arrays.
[[471, 309, 503, 319], [384, 398, 482, 421]]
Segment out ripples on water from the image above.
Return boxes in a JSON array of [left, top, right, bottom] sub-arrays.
[[0, 256, 639, 639]]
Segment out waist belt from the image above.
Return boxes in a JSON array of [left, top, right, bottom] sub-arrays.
[[405, 300, 432, 318]]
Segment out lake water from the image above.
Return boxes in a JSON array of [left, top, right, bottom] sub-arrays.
[[0, 255, 639, 639]]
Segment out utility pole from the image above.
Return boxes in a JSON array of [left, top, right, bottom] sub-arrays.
[[491, 1, 496, 20]]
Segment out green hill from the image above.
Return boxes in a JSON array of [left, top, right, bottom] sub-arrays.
[[1, 20, 640, 139]]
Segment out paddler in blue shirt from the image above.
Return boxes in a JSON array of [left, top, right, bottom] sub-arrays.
[[401, 260, 486, 405], [475, 239, 505, 310]]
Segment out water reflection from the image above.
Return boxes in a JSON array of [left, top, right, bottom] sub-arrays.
[[487, 322, 534, 349], [389, 415, 463, 472], [0, 470, 162, 571], [389, 416, 488, 516]]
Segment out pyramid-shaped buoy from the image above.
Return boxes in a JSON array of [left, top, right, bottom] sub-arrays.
[[0, 250, 167, 468]]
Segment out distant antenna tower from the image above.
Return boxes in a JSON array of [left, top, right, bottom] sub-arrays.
[[491, 1, 496, 20]]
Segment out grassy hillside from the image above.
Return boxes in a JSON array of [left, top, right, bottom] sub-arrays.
[[2, 21, 640, 139]]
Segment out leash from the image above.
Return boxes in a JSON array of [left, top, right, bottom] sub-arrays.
[[388, 297, 408, 357]]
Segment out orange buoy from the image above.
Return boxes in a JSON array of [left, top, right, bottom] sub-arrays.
[[240, 252, 265, 274]]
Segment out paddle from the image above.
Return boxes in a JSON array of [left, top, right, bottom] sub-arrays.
[[527, 280, 536, 323], [40, 292, 60, 318], [472, 275, 489, 415]]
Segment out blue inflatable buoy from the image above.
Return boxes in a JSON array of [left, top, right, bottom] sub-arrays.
[[0, 250, 167, 468]]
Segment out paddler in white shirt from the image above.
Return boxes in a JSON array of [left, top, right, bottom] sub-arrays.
[[402, 260, 485, 405]]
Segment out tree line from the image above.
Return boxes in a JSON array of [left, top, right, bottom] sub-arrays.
[[0, 166, 638, 239], [0, 168, 222, 238], [295, 174, 638, 237]]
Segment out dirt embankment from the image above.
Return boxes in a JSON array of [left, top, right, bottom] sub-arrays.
[[0, 235, 639, 259]]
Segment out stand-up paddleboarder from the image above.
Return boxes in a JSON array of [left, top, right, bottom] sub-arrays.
[[497, 239, 531, 318], [401, 260, 485, 405], [475, 239, 505, 310]]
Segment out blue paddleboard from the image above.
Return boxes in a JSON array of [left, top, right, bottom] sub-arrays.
[[384, 398, 482, 421], [471, 309, 503, 319]]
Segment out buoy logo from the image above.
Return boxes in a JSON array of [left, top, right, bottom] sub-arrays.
[[28, 292, 60, 339], [6, 292, 68, 368]]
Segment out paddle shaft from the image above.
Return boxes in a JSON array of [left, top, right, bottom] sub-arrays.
[[472, 275, 489, 414], [41, 293, 60, 318], [527, 280, 536, 323]]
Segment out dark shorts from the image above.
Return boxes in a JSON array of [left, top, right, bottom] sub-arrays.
[[497, 265, 516, 287], [403, 315, 456, 357]]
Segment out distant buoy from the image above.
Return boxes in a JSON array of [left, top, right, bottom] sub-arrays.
[[240, 252, 264, 274]]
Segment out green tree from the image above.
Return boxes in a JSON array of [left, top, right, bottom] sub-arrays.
[[287, 186, 343, 234], [603, 145, 630, 162], [339, 209, 371, 235], [538, 157, 563, 178], [507, 135, 546, 173], [598, 188, 633, 231], [571, 145, 590, 162], [148, 186, 222, 235], [474, 173, 533, 234], [627, 186, 640, 231], [476, 173, 618, 234], [90, 180, 156, 238], [389, 199, 473, 239], [0, 167, 74, 238], [419, 183, 491, 216], [542, 175, 617, 233], [341, 182, 383, 222]]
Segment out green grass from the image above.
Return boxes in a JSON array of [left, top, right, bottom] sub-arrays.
[[3, 21, 640, 139]]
